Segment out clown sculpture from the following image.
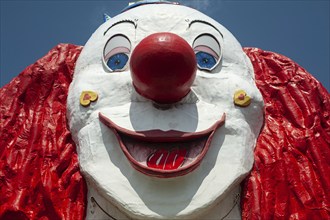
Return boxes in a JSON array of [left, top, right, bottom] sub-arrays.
[[0, 1, 329, 220]]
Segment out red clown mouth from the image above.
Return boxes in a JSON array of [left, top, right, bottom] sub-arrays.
[[99, 112, 226, 178]]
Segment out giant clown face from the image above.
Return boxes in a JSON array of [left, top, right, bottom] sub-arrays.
[[67, 3, 264, 219]]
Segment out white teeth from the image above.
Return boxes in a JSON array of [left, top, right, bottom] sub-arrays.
[[148, 153, 154, 161], [173, 154, 178, 167], [156, 154, 164, 166]]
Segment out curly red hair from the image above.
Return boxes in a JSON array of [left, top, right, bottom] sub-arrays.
[[0, 45, 328, 220]]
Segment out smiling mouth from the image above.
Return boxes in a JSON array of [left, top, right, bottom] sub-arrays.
[[99, 112, 226, 178]]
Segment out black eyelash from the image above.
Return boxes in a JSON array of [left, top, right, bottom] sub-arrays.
[[188, 20, 223, 38], [103, 19, 137, 36]]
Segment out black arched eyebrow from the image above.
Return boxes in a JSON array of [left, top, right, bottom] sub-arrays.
[[188, 20, 223, 38], [104, 19, 137, 36]]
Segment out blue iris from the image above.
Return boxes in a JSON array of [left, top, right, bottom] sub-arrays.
[[106, 53, 129, 71], [195, 51, 217, 70]]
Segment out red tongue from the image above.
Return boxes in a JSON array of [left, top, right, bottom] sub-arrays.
[[147, 148, 187, 170]]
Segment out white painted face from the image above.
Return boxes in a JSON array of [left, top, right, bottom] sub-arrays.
[[67, 4, 264, 219]]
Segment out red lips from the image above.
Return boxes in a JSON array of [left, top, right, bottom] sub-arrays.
[[99, 112, 226, 178]]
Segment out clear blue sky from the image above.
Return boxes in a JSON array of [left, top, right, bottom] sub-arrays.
[[1, 0, 329, 91]]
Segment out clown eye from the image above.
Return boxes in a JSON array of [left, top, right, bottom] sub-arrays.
[[195, 51, 217, 69], [193, 34, 221, 71], [107, 53, 129, 71], [103, 35, 131, 72]]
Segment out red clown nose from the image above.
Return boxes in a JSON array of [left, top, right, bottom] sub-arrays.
[[130, 32, 197, 104]]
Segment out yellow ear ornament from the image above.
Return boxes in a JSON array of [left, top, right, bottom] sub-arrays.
[[80, 91, 98, 107], [234, 90, 251, 107]]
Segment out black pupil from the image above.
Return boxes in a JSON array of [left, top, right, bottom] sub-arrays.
[[203, 58, 209, 64], [115, 59, 121, 65]]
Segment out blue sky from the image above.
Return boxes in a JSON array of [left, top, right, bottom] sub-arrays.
[[1, 0, 329, 91]]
